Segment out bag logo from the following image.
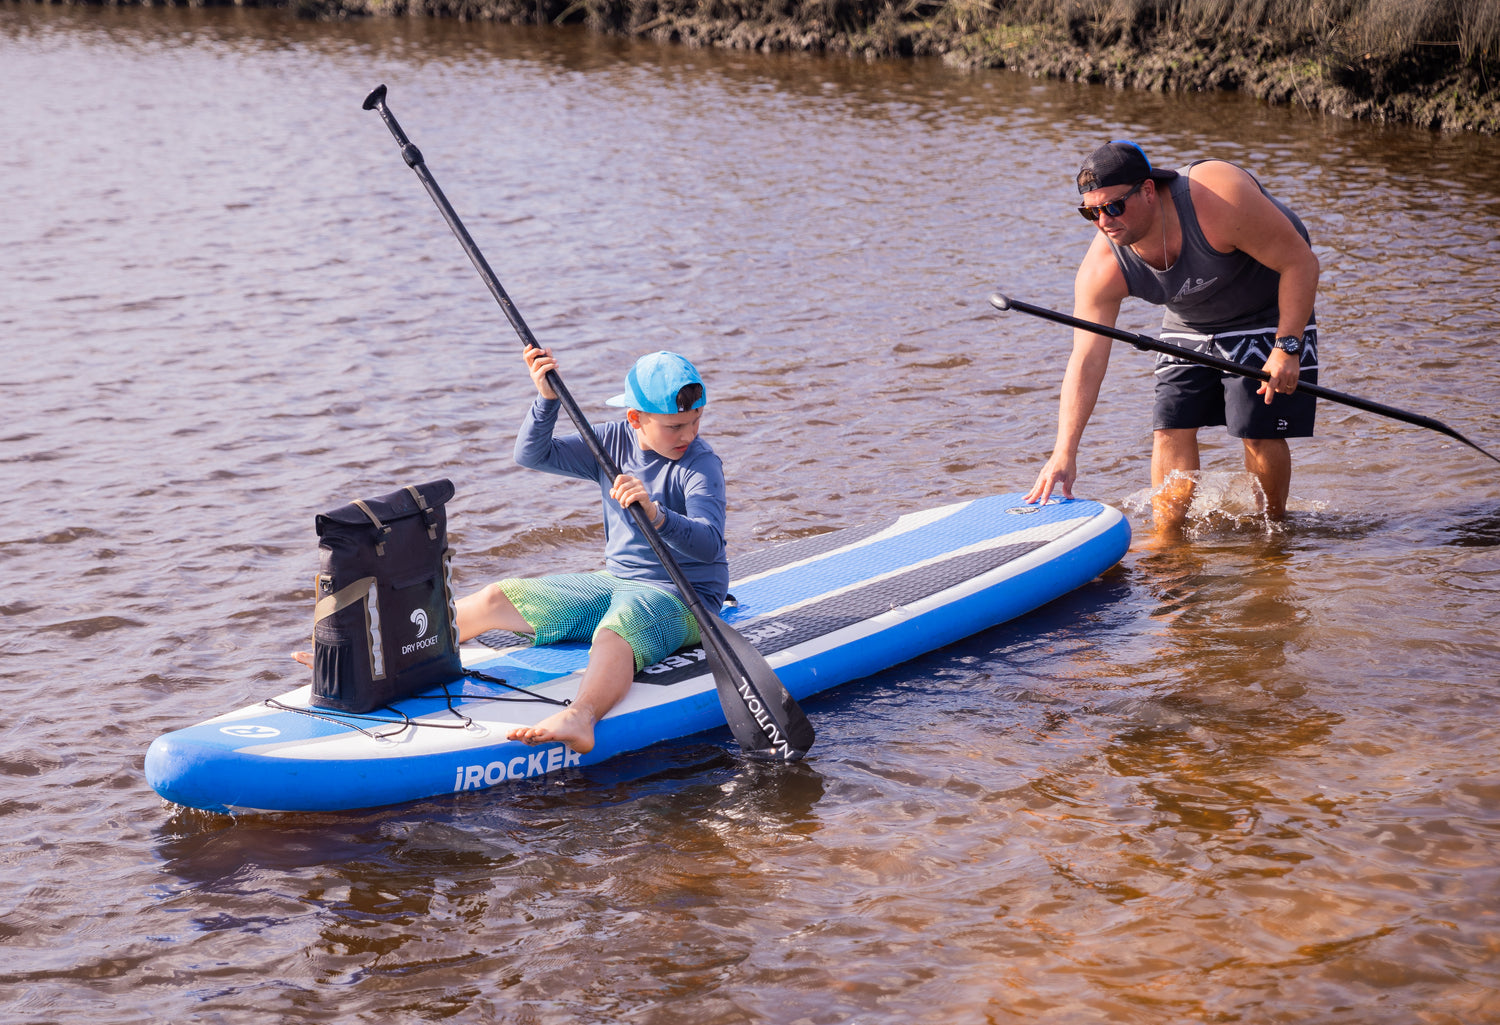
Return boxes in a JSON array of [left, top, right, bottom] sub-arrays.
[[402, 607, 441, 657]]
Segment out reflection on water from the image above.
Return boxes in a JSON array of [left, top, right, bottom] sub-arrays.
[[1440, 506, 1500, 547], [5, 1, 1500, 1021]]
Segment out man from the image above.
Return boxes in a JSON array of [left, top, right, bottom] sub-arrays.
[[1024, 140, 1321, 529]]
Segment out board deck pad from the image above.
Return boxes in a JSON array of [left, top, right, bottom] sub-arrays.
[[145, 493, 1130, 814]]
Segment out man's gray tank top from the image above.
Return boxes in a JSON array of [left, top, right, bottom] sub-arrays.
[[1109, 160, 1313, 336]]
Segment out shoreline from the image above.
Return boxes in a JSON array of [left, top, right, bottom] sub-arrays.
[[27, 0, 1500, 133]]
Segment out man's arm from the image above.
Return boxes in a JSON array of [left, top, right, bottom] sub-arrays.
[[1190, 161, 1321, 400], [1025, 235, 1128, 504]]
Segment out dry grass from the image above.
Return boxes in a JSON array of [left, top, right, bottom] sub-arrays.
[[987, 0, 1500, 65], [917, 0, 1499, 128]]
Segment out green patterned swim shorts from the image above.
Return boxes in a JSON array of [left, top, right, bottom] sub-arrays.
[[497, 571, 700, 671]]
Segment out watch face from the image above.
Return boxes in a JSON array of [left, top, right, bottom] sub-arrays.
[[1277, 337, 1301, 354]]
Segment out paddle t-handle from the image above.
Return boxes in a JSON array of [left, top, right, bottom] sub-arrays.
[[989, 292, 1500, 466]]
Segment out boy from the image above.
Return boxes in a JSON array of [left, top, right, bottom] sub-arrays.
[[453, 347, 727, 754]]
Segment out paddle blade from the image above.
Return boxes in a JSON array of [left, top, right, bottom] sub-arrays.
[[701, 611, 815, 762]]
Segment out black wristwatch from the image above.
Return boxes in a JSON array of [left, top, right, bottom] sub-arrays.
[[1273, 335, 1303, 355]]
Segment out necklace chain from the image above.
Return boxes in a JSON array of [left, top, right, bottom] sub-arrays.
[[1131, 192, 1170, 269]]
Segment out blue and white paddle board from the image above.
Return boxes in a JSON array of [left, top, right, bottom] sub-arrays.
[[145, 493, 1129, 814]]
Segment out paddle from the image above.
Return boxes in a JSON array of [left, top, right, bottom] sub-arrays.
[[363, 84, 814, 761], [989, 292, 1500, 467]]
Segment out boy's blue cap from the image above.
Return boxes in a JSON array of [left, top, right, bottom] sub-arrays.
[[606, 351, 707, 415]]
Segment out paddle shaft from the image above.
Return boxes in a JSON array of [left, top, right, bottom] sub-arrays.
[[363, 85, 809, 760], [991, 293, 1500, 466]]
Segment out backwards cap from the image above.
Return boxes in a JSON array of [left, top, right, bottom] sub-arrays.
[[1076, 140, 1179, 194], [605, 351, 707, 415]]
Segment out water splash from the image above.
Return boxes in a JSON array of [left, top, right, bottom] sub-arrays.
[[1122, 470, 1326, 535]]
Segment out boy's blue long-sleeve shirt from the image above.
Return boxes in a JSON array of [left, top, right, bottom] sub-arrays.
[[514, 397, 729, 609]]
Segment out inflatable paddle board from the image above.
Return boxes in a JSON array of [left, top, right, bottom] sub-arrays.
[[145, 493, 1129, 814]]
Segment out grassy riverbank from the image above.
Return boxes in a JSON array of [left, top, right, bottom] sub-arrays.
[[43, 0, 1500, 131]]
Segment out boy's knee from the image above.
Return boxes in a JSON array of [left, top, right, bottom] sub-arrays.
[[478, 582, 513, 612], [591, 627, 641, 669], [592, 627, 629, 651]]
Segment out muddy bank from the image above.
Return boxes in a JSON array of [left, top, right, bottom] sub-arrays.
[[36, 0, 1500, 132], [938, 29, 1500, 135]]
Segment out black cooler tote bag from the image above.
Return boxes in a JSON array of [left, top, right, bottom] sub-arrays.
[[310, 479, 462, 713]]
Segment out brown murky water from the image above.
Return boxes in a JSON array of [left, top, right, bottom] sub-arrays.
[[5, 3, 1500, 1022]]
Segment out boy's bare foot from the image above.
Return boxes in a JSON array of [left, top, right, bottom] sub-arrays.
[[508, 706, 597, 754], [292, 651, 313, 668]]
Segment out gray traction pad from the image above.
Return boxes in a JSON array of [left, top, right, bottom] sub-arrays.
[[635, 536, 1052, 687], [473, 514, 1054, 688]]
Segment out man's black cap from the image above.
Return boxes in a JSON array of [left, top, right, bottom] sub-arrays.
[[1076, 140, 1179, 195]]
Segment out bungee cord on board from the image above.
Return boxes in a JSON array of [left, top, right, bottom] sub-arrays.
[[264, 669, 570, 741]]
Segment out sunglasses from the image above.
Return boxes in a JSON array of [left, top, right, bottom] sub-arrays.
[[1077, 180, 1146, 222]]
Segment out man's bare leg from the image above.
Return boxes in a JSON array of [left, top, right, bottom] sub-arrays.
[[508, 628, 634, 754], [1151, 428, 1201, 532], [1242, 437, 1292, 520]]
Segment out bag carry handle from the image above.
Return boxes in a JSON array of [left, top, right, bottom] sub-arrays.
[[352, 500, 392, 554], [405, 484, 439, 540]]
